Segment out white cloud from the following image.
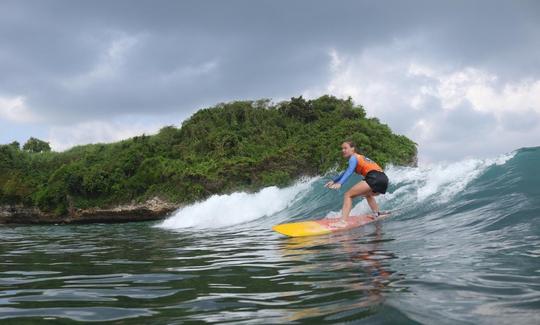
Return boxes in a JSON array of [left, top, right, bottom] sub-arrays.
[[0, 95, 38, 123], [467, 79, 540, 115], [304, 45, 540, 162], [408, 64, 540, 116], [47, 118, 164, 151]]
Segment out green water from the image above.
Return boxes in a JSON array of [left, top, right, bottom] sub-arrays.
[[1, 147, 539, 324]]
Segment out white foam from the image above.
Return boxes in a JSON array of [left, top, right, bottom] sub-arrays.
[[385, 151, 516, 204], [156, 177, 318, 229]]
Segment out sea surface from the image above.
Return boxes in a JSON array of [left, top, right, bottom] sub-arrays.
[[1, 147, 539, 324]]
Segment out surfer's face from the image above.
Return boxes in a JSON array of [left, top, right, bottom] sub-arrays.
[[341, 143, 355, 157]]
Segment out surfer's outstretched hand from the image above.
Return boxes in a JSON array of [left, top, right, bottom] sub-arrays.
[[329, 183, 341, 190], [325, 181, 342, 189]]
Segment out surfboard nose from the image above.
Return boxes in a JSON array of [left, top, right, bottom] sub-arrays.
[[272, 221, 331, 237]]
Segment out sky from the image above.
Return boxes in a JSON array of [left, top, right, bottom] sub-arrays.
[[1, 0, 539, 163]]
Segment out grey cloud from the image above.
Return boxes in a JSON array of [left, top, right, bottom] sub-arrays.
[[435, 103, 497, 141], [1, 0, 539, 160], [500, 108, 540, 131]]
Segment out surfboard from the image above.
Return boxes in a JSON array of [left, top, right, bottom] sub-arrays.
[[272, 212, 391, 237]]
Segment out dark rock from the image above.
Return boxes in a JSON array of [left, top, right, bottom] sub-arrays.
[[0, 197, 180, 224]]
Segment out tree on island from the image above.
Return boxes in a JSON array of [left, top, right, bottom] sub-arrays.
[[9, 141, 20, 150], [23, 137, 51, 153]]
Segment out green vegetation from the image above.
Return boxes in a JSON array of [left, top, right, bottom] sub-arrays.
[[22, 137, 51, 153], [0, 96, 416, 216]]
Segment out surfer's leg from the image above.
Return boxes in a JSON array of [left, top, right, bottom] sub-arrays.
[[366, 192, 380, 215], [342, 181, 371, 218]]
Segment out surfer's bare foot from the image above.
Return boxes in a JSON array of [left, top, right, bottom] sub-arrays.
[[332, 218, 347, 227]]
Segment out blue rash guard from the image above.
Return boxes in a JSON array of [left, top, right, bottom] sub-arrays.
[[333, 155, 358, 185]]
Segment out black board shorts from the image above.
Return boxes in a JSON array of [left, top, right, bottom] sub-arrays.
[[365, 170, 389, 194]]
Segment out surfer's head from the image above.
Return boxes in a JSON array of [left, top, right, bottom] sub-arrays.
[[341, 141, 356, 157]]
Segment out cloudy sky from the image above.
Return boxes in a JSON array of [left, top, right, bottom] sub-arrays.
[[1, 0, 539, 162]]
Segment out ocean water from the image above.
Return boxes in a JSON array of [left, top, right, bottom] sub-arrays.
[[1, 147, 539, 324]]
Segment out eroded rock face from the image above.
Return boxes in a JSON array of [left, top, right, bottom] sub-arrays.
[[0, 197, 180, 224], [0, 205, 52, 224]]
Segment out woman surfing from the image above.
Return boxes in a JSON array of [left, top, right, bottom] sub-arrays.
[[272, 140, 390, 237], [325, 141, 389, 222]]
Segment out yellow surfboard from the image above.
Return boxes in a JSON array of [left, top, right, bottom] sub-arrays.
[[272, 212, 390, 237]]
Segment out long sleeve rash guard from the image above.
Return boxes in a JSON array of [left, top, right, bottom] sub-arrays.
[[333, 155, 358, 185]]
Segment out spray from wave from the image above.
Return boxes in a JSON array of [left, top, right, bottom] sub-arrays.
[[156, 177, 318, 229], [158, 150, 520, 230], [382, 151, 516, 205]]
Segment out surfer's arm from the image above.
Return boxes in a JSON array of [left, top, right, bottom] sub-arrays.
[[332, 172, 344, 183], [333, 155, 357, 185]]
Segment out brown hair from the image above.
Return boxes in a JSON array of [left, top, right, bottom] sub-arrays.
[[343, 140, 356, 151]]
